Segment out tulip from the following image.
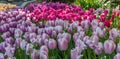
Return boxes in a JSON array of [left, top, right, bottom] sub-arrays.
[[5, 45, 15, 57], [81, 20, 90, 32], [31, 49, 39, 59], [94, 42, 103, 55], [20, 40, 27, 50], [1, 31, 11, 40], [0, 53, 5, 59], [114, 53, 120, 59], [54, 25, 63, 33], [75, 39, 87, 50], [71, 47, 82, 59], [117, 42, 120, 53], [5, 37, 14, 45], [14, 28, 23, 38], [26, 43, 33, 55], [109, 28, 119, 40], [58, 38, 68, 51], [48, 39, 56, 50], [104, 40, 116, 54]]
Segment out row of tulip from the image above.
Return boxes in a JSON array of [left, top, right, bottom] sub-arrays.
[[26, 2, 120, 28]]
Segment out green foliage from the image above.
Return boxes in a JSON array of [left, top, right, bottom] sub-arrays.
[[74, 0, 103, 10]]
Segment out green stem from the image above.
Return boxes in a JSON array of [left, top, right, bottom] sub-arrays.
[[87, 48, 91, 59]]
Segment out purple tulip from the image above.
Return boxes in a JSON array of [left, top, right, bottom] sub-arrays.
[[104, 40, 116, 54], [81, 20, 90, 32], [15, 38, 22, 47], [48, 39, 56, 50], [5, 37, 14, 45]]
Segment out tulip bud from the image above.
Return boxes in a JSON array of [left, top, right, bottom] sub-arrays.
[[114, 53, 120, 59], [48, 39, 56, 50], [104, 40, 116, 54]]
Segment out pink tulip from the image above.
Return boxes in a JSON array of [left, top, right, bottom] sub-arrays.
[[104, 40, 116, 54]]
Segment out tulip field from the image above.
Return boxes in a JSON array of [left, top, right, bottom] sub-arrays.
[[0, 1, 120, 59]]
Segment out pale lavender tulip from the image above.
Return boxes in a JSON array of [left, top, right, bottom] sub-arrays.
[[29, 33, 37, 43], [24, 32, 30, 41], [114, 53, 120, 59], [40, 51, 48, 59], [77, 26, 83, 33], [45, 27, 54, 35], [91, 20, 99, 31], [104, 40, 116, 54], [51, 31, 57, 38], [15, 38, 22, 47], [94, 42, 103, 55], [5, 45, 15, 57], [54, 25, 63, 33], [41, 33, 49, 40], [7, 57, 16, 59], [44, 39, 49, 47], [73, 33, 79, 42], [1, 31, 11, 40], [0, 53, 5, 59], [63, 33, 71, 42], [5, 37, 14, 45], [117, 42, 120, 53], [109, 28, 119, 40], [26, 43, 33, 55], [77, 31, 85, 39], [31, 49, 39, 59], [14, 28, 23, 38], [20, 40, 27, 50], [40, 45, 48, 53], [58, 38, 68, 51], [37, 28, 44, 35], [71, 47, 82, 59], [99, 22, 104, 29], [95, 27, 105, 38], [48, 39, 56, 50], [75, 39, 87, 50], [81, 20, 90, 32]]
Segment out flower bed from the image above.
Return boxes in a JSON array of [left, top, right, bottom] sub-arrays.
[[0, 2, 120, 59]]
